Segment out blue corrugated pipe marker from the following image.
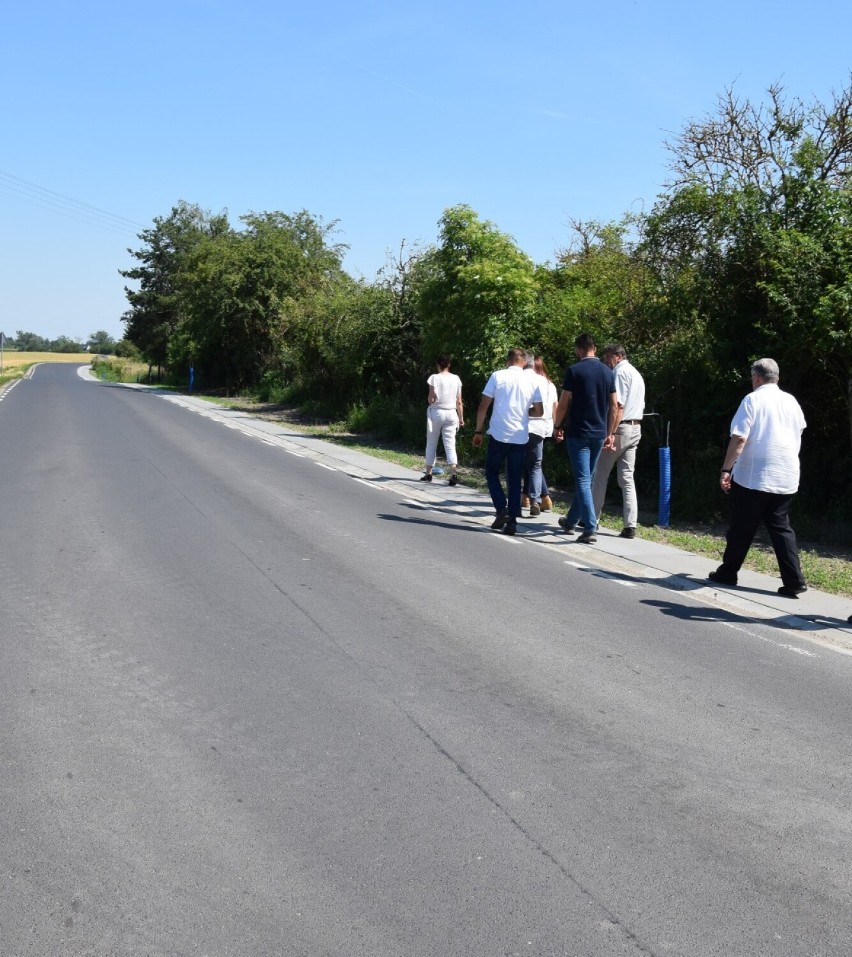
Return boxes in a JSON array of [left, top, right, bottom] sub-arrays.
[[658, 446, 671, 527]]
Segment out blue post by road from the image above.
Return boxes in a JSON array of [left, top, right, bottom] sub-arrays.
[[658, 446, 671, 527]]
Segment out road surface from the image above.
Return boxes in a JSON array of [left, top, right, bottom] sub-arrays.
[[1, 364, 850, 956]]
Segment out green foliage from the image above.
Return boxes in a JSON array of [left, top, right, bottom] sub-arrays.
[[13, 330, 49, 351], [121, 201, 230, 368], [10, 330, 86, 353], [172, 210, 348, 392], [417, 205, 538, 385], [90, 356, 132, 382], [86, 330, 117, 354], [114, 338, 141, 359]]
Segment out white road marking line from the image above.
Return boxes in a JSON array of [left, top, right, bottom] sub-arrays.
[[315, 462, 336, 471], [719, 620, 817, 657], [593, 572, 638, 587], [285, 449, 306, 457], [351, 477, 382, 490]]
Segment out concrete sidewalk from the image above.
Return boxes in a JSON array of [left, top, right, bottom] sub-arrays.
[[148, 388, 852, 653]]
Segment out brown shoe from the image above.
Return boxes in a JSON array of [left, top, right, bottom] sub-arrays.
[[540, 495, 553, 511], [529, 502, 541, 516], [521, 495, 531, 509]]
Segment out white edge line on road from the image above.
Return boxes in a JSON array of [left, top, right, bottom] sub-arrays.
[[315, 462, 336, 471], [351, 477, 382, 490], [719, 620, 818, 657], [593, 572, 639, 587]]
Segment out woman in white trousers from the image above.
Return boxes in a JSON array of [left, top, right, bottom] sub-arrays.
[[422, 353, 464, 485]]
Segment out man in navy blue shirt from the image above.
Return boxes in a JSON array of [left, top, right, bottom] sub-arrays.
[[553, 333, 617, 544]]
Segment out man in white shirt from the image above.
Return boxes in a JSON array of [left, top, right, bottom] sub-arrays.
[[591, 343, 646, 538], [708, 358, 808, 598], [473, 348, 543, 536]]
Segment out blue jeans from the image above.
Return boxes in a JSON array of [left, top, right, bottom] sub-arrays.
[[485, 438, 527, 517], [565, 436, 605, 532], [523, 434, 548, 503]]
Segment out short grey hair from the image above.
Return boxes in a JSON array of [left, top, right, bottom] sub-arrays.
[[751, 358, 779, 383], [602, 342, 626, 360], [524, 350, 535, 369]]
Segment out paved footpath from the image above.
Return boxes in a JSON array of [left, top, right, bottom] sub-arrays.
[[101, 375, 852, 656]]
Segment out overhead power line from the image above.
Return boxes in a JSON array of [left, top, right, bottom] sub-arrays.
[[0, 168, 148, 238]]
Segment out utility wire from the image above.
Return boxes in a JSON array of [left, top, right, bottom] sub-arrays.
[[0, 169, 147, 238]]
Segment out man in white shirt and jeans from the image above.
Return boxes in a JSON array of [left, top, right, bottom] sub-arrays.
[[591, 343, 646, 538], [473, 348, 543, 536], [708, 358, 808, 598]]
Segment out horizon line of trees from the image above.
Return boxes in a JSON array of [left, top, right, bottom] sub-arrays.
[[119, 78, 852, 526], [5, 330, 119, 354]]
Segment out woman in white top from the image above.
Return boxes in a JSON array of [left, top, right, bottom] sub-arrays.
[[522, 356, 558, 513], [422, 353, 464, 485]]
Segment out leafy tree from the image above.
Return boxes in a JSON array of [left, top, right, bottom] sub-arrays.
[[120, 201, 230, 373], [536, 217, 653, 368], [416, 205, 538, 386], [644, 78, 852, 515], [14, 330, 49, 351], [666, 79, 852, 197], [173, 210, 348, 391], [86, 330, 117, 354], [114, 338, 141, 359], [49, 336, 85, 353]]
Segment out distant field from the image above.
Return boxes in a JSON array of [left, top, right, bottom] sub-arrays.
[[0, 351, 92, 371]]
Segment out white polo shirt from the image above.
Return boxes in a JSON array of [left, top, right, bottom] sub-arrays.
[[730, 383, 806, 494], [483, 365, 543, 444], [615, 359, 645, 422]]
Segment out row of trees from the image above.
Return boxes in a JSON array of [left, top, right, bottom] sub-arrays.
[[5, 330, 118, 353], [120, 80, 852, 523]]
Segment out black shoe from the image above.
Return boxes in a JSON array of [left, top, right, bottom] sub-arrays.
[[778, 584, 808, 598], [708, 570, 737, 586], [420, 473, 432, 482], [491, 511, 508, 530], [503, 518, 517, 536], [558, 516, 575, 533], [619, 527, 636, 539], [576, 531, 598, 544], [448, 474, 458, 486]]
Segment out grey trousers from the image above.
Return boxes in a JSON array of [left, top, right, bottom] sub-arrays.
[[591, 424, 641, 527]]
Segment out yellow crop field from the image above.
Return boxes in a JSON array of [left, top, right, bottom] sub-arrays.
[[0, 352, 95, 382], [0, 351, 93, 370]]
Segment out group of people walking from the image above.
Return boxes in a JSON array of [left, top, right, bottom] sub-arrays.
[[422, 333, 646, 542], [422, 335, 817, 602]]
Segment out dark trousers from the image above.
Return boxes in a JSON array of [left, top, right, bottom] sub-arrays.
[[719, 480, 805, 588], [485, 438, 527, 518]]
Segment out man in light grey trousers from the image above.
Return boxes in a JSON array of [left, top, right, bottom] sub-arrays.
[[591, 343, 645, 539]]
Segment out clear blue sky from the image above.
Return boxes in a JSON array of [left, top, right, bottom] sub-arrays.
[[2, 0, 850, 343]]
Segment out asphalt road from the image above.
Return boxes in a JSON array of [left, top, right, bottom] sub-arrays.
[[1, 364, 850, 957]]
